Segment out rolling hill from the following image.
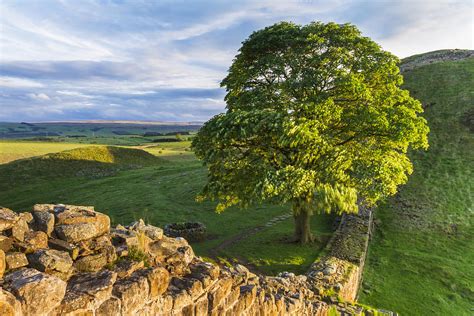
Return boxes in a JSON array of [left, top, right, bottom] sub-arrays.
[[0, 146, 165, 191], [359, 51, 474, 314]]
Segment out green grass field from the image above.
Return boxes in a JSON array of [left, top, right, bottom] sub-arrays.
[[0, 140, 334, 275], [359, 57, 474, 315]]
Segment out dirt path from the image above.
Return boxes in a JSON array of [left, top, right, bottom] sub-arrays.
[[208, 212, 292, 273]]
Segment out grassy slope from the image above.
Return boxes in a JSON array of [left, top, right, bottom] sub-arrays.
[[0, 141, 333, 275], [224, 213, 336, 275], [0, 141, 96, 164], [0, 145, 164, 191], [360, 57, 474, 314]]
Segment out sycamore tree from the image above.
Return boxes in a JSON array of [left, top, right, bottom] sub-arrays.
[[192, 22, 429, 243]]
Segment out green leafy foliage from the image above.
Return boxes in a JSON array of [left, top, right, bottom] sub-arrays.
[[192, 22, 429, 221]]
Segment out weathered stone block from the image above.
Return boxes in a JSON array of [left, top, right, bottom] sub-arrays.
[[32, 204, 55, 213], [48, 238, 79, 260], [0, 236, 13, 252], [55, 223, 100, 244], [113, 259, 144, 278], [54, 206, 97, 225], [194, 295, 209, 316], [151, 295, 173, 315], [0, 208, 19, 232], [135, 266, 170, 298], [27, 249, 73, 273], [171, 289, 192, 311], [239, 284, 257, 311], [4, 268, 66, 315], [74, 251, 108, 272], [96, 296, 121, 316], [54, 207, 110, 243], [148, 235, 190, 260], [129, 219, 164, 240], [67, 270, 117, 306], [76, 235, 112, 256], [172, 276, 203, 299], [208, 277, 233, 312], [0, 288, 21, 316], [111, 229, 140, 248], [190, 261, 220, 280], [11, 218, 28, 242], [5, 252, 28, 270], [0, 250, 5, 278], [19, 212, 33, 224], [54, 290, 95, 315], [224, 286, 241, 307], [32, 211, 54, 236], [112, 272, 149, 315], [17, 231, 48, 253]]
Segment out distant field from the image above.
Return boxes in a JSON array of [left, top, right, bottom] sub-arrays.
[[0, 121, 201, 138], [0, 121, 201, 147], [359, 57, 474, 314], [0, 141, 334, 275]]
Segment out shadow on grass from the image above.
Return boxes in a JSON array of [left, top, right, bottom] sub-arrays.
[[0, 145, 165, 191]]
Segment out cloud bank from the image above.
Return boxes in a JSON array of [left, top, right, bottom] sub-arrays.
[[0, 0, 472, 122]]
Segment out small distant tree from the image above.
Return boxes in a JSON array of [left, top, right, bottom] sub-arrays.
[[192, 22, 429, 243]]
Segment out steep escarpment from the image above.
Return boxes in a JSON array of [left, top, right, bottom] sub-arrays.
[[0, 204, 387, 315]]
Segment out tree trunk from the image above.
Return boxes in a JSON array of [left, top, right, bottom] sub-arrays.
[[293, 201, 314, 244]]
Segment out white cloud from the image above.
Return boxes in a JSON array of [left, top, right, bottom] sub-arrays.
[[56, 90, 94, 98], [376, 1, 474, 57], [28, 93, 50, 101], [0, 4, 118, 61], [0, 0, 472, 121], [161, 10, 263, 41], [0, 76, 44, 88]]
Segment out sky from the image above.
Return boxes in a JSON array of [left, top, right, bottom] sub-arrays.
[[0, 0, 472, 122]]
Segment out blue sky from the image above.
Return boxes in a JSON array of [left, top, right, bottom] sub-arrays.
[[0, 0, 472, 122]]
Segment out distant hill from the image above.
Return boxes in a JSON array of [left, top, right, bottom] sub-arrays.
[[0, 121, 202, 141], [400, 49, 474, 72], [27, 120, 204, 126], [0, 146, 164, 190]]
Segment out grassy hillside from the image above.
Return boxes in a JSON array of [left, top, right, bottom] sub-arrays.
[[0, 141, 96, 164], [0, 141, 334, 275], [0, 146, 164, 191], [360, 55, 474, 314]]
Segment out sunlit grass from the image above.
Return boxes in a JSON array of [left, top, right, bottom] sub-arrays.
[[360, 57, 474, 315], [0, 141, 333, 276], [0, 141, 95, 164]]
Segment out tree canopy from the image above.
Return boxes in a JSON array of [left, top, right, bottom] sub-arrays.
[[192, 22, 429, 243]]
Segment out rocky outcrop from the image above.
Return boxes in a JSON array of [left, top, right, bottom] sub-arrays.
[[400, 49, 474, 72], [0, 204, 388, 316]]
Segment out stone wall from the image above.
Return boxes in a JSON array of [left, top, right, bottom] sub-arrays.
[[307, 206, 373, 303], [0, 204, 389, 316]]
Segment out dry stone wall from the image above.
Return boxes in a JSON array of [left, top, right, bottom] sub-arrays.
[[0, 204, 391, 316]]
